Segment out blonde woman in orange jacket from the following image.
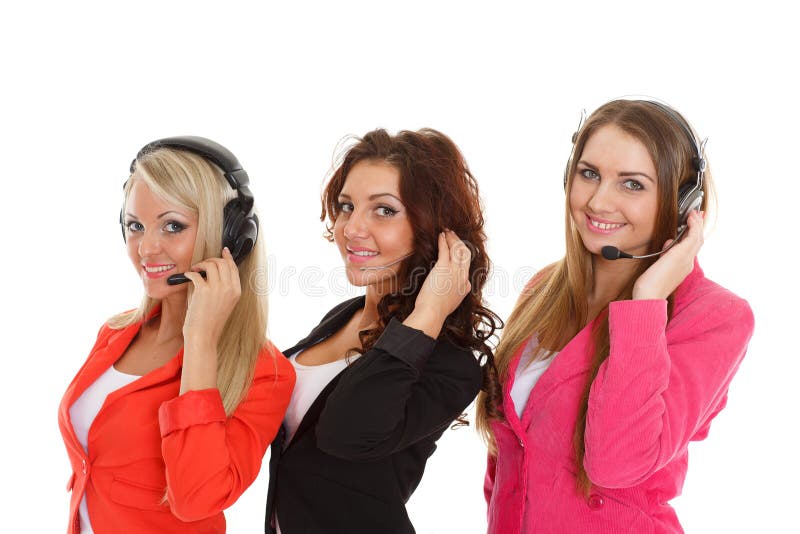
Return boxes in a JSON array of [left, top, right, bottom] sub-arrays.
[[58, 137, 295, 534]]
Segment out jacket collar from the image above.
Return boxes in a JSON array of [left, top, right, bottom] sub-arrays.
[[283, 296, 366, 356], [63, 305, 185, 408]]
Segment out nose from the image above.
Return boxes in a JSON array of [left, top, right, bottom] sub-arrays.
[[342, 210, 369, 241], [587, 181, 616, 214], [138, 228, 162, 257]]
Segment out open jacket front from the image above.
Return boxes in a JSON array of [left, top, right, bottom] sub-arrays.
[[58, 308, 294, 534], [485, 261, 755, 534], [265, 296, 483, 534]]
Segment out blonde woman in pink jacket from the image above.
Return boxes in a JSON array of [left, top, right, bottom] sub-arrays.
[[476, 99, 754, 534]]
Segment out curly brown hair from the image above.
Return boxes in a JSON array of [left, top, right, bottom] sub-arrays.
[[321, 128, 503, 426]]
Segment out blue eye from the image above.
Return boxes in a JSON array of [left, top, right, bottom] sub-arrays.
[[623, 179, 644, 191], [580, 168, 599, 180], [126, 221, 144, 233], [164, 221, 186, 233]]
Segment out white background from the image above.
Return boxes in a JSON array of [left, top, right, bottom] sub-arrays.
[[1, 1, 797, 532]]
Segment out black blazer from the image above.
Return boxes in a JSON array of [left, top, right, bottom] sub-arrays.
[[265, 296, 483, 534]]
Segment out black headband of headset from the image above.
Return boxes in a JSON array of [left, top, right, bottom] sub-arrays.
[[130, 136, 254, 213]]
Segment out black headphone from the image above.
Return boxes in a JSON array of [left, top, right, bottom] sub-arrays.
[[121, 136, 259, 264], [564, 100, 706, 234]]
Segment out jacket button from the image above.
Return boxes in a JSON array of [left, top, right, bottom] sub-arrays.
[[587, 494, 604, 510], [81, 459, 87, 475]]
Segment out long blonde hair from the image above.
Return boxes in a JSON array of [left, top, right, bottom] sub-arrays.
[[476, 99, 715, 493], [109, 147, 268, 415]]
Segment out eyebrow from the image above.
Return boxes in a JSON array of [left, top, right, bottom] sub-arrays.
[[124, 210, 186, 219], [577, 160, 655, 183], [338, 193, 403, 202]]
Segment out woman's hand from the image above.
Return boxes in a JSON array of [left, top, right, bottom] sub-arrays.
[[179, 247, 242, 394], [182, 247, 242, 347], [633, 210, 704, 300], [404, 230, 472, 339]]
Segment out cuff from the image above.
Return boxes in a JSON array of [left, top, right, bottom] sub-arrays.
[[373, 317, 437, 373], [158, 388, 227, 437], [608, 299, 668, 346]]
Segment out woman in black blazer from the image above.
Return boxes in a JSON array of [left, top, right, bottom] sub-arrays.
[[265, 128, 501, 533]]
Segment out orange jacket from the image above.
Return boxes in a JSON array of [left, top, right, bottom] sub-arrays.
[[58, 314, 295, 534]]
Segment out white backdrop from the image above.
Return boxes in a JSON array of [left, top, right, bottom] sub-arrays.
[[1, 1, 797, 532]]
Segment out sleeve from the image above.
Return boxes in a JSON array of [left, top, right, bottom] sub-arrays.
[[157, 342, 296, 521], [315, 318, 483, 461], [583, 293, 755, 488]]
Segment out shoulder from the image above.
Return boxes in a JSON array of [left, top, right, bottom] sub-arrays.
[[521, 262, 558, 295], [321, 296, 365, 323], [281, 296, 365, 354], [672, 267, 755, 340], [675, 267, 753, 323], [93, 314, 133, 347], [254, 340, 297, 383]]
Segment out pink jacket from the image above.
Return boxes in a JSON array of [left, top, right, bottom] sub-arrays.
[[485, 261, 754, 534]]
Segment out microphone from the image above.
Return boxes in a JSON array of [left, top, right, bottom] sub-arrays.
[[601, 225, 688, 261], [359, 252, 414, 271], [167, 271, 207, 285]]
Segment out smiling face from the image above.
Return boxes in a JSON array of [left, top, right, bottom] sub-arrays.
[[332, 160, 415, 290], [569, 124, 659, 258], [123, 178, 199, 300]]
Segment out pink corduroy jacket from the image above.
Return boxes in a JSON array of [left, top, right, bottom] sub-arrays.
[[485, 260, 754, 534]]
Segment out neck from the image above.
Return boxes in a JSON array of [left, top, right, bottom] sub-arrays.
[[360, 286, 384, 330], [148, 293, 187, 345], [589, 254, 639, 307]]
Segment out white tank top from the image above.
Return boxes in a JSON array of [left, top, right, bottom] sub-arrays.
[[510, 337, 557, 418], [69, 365, 140, 534], [282, 349, 360, 445]]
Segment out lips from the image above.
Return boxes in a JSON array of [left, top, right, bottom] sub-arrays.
[[585, 214, 626, 234], [345, 246, 379, 264], [142, 263, 176, 279]]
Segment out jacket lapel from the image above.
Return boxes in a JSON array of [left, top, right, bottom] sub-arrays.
[[282, 296, 365, 357], [285, 369, 347, 450], [61, 322, 140, 415], [60, 306, 185, 448], [281, 296, 366, 450]]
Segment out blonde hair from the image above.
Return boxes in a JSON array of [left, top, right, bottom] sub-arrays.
[[109, 147, 268, 415], [476, 99, 716, 493]]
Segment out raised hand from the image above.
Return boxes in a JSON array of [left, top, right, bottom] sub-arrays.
[[633, 210, 704, 300], [404, 230, 472, 339], [182, 247, 242, 347]]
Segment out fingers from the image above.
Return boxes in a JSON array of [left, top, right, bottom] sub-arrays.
[[221, 247, 240, 287], [436, 231, 449, 266], [684, 210, 705, 256], [186, 248, 241, 292], [448, 232, 471, 282]]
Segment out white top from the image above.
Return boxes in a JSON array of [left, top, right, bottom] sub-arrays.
[[510, 337, 557, 418], [69, 364, 140, 534], [282, 349, 360, 445]]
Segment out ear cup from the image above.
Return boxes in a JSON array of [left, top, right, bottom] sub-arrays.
[[677, 182, 704, 228], [222, 198, 259, 264]]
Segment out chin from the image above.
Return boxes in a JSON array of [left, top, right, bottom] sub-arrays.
[[142, 281, 185, 300]]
